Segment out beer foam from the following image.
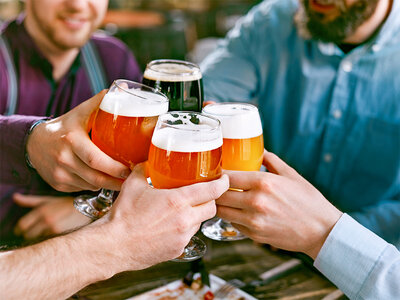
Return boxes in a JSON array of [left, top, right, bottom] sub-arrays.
[[99, 89, 168, 117], [151, 114, 222, 152], [203, 103, 263, 139], [144, 62, 202, 82]]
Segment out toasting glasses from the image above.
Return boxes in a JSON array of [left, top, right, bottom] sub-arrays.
[[147, 111, 223, 261], [201, 103, 264, 241], [74, 80, 169, 219]]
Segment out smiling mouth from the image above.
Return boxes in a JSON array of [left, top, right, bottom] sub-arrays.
[[309, 0, 338, 13]]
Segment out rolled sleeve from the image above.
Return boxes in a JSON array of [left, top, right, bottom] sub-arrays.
[[0, 115, 43, 185]]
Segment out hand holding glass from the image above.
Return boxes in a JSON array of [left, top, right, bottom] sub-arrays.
[[147, 112, 223, 260], [74, 80, 169, 219], [201, 103, 264, 241]]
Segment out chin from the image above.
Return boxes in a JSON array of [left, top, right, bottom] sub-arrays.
[[54, 32, 92, 50]]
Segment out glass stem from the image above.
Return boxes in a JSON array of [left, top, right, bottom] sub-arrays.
[[94, 188, 114, 211]]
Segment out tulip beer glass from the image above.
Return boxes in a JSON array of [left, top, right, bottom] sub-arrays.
[[201, 103, 264, 241], [74, 80, 169, 219], [148, 112, 223, 260], [142, 59, 203, 112]]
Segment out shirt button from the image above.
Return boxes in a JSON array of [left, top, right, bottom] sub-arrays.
[[342, 61, 353, 72], [333, 109, 342, 119], [324, 153, 332, 163], [372, 44, 381, 52]]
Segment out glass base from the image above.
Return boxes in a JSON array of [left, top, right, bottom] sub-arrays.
[[171, 236, 206, 262], [73, 194, 111, 220], [201, 218, 247, 241]]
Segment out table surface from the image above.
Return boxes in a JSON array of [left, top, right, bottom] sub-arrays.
[[72, 231, 348, 300]]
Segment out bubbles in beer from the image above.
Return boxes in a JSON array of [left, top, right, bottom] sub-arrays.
[[100, 89, 169, 117], [203, 103, 263, 139]]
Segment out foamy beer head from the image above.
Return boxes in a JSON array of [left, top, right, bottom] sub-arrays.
[[202, 103, 264, 171], [148, 112, 223, 189], [92, 80, 169, 167], [202, 103, 262, 139], [100, 80, 169, 117], [143, 59, 204, 112]]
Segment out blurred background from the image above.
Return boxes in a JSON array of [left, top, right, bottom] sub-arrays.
[[0, 0, 262, 70]]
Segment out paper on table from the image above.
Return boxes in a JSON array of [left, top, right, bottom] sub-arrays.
[[128, 274, 257, 300]]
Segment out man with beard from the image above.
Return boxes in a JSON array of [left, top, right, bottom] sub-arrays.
[[201, 0, 400, 297], [0, 0, 142, 244]]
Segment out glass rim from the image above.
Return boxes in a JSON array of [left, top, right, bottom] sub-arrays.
[[158, 111, 221, 132], [112, 79, 169, 104], [202, 102, 259, 117], [145, 59, 201, 77]]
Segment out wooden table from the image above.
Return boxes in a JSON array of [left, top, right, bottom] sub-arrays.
[[72, 231, 347, 300]]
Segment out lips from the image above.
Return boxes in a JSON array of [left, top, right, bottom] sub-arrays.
[[61, 16, 88, 30], [309, 0, 337, 13]]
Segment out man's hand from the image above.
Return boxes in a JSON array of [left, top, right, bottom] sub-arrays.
[[217, 150, 342, 259], [13, 193, 91, 240], [26, 90, 131, 192], [102, 164, 229, 271]]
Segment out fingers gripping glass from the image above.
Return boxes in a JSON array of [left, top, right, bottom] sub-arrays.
[[201, 103, 264, 241], [74, 80, 169, 219], [147, 112, 223, 261]]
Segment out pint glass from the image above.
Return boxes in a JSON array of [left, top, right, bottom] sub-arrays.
[[142, 59, 203, 112], [148, 112, 223, 260], [74, 80, 169, 219], [201, 103, 264, 241]]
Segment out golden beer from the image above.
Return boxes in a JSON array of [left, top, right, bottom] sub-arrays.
[[148, 112, 223, 189], [91, 86, 169, 168], [203, 103, 264, 171]]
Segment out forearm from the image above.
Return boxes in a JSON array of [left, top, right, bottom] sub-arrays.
[[314, 214, 400, 300], [0, 115, 42, 185], [0, 220, 119, 300]]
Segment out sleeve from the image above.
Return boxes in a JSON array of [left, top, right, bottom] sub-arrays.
[[350, 199, 400, 247], [200, 10, 260, 103], [0, 115, 43, 185], [314, 213, 400, 300]]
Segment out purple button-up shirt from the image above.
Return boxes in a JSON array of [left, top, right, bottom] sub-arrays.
[[0, 16, 142, 243]]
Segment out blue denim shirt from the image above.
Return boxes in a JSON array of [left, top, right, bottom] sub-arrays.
[[201, 0, 400, 244]]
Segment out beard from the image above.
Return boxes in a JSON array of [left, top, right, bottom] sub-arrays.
[[294, 0, 380, 44]]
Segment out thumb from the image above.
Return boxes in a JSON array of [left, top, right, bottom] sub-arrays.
[[13, 193, 50, 207], [70, 89, 107, 131], [262, 150, 298, 179]]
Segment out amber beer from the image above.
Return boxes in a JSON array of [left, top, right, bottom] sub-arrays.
[[148, 112, 223, 189], [142, 59, 203, 112], [91, 88, 169, 168], [203, 103, 264, 171]]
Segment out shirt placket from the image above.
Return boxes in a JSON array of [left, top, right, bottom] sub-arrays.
[[314, 49, 358, 189]]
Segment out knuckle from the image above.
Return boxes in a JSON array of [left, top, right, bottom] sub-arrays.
[[251, 195, 267, 212], [175, 216, 191, 235], [166, 193, 184, 211], [85, 151, 99, 167], [255, 177, 271, 192]]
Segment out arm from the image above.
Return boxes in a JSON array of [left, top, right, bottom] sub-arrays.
[[315, 213, 400, 300], [25, 90, 130, 192], [0, 115, 43, 185], [0, 164, 229, 300]]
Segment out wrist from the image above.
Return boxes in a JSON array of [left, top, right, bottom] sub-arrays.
[[25, 119, 48, 169], [305, 209, 343, 260]]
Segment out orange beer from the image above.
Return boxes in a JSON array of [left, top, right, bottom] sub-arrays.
[[203, 103, 264, 171], [91, 87, 169, 168], [148, 112, 223, 189]]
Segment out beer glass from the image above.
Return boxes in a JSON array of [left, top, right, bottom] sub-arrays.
[[148, 112, 223, 261], [201, 103, 264, 241], [74, 80, 169, 219], [142, 59, 203, 112]]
